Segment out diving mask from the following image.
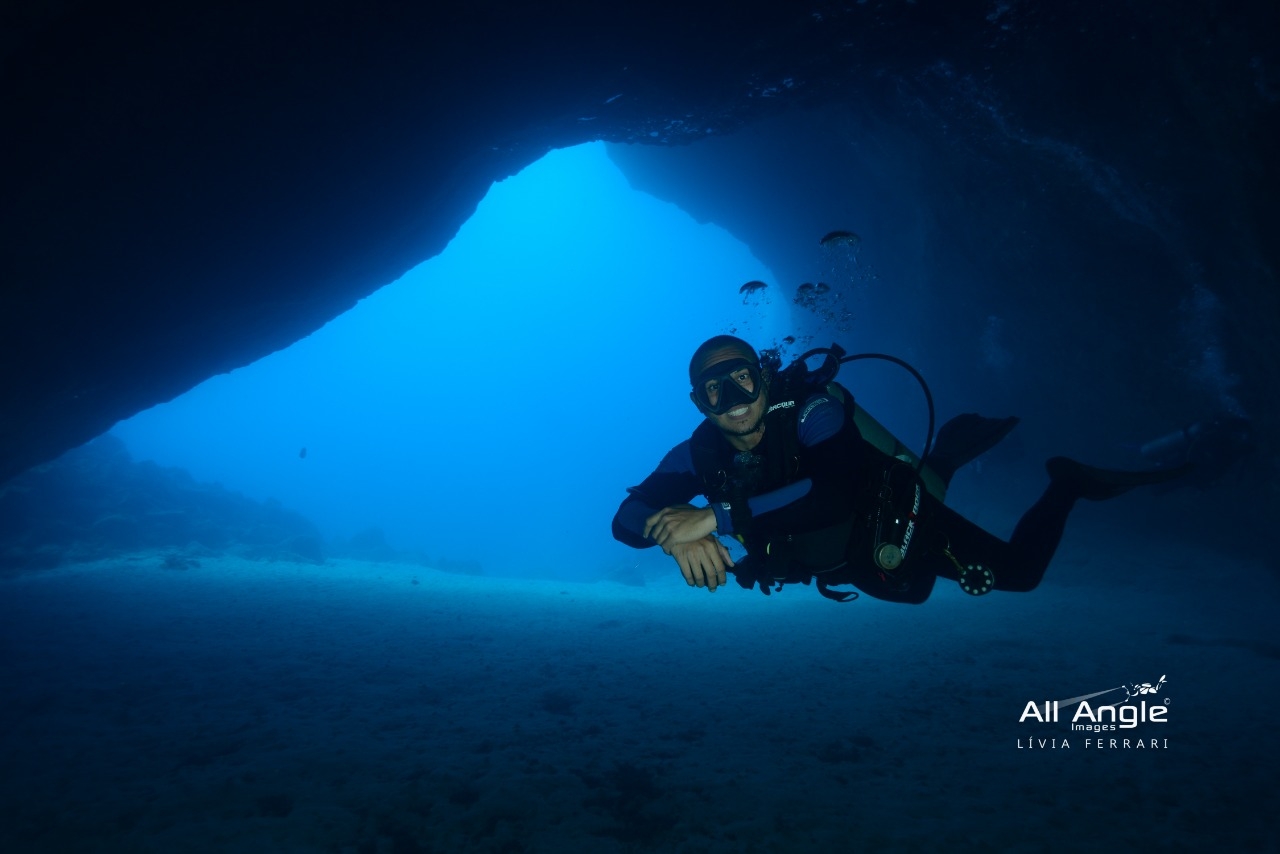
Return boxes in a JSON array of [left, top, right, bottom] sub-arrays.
[[693, 358, 763, 415]]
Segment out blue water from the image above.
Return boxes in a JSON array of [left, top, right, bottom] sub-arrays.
[[110, 143, 781, 580], [3, 142, 1277, 852]]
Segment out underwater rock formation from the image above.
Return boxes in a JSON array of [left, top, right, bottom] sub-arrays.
[[0, 436, 325, 571], [2, 1, 1275, 483]]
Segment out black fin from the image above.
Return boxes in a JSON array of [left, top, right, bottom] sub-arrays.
[[927, 414, 1020, 484], [1046, 456, 1193, 501]]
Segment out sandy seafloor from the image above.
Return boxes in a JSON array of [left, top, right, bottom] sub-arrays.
[[1, 526, 1277, 853]]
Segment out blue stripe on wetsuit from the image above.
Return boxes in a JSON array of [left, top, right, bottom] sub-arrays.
[[710, 394, 844, 534]]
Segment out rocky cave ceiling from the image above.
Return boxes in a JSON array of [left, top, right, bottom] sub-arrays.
[[3, 0, 1276, 485]]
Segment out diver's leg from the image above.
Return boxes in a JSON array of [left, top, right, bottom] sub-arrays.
[[999, 480, 1078, 591], [1045, 456, 1190, 499], [919, 481, 1074, 594], [939, 458, 1190, 593]]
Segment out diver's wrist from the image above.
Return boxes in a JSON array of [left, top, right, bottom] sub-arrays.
[[711, 501, 732, 534]]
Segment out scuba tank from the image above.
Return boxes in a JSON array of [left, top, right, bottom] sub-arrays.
[[767, 342, 989, 593], [851, 407, 947, 503], [1139, 424, 1201, 465]]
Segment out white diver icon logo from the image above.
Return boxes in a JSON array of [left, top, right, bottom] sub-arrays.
[[1123, 675, 1167, 699]]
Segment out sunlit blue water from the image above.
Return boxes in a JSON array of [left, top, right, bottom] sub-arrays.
[[111, 143, 782, 580]]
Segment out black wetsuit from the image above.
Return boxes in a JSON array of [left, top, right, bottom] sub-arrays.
[[613, 391, 1082, 604]]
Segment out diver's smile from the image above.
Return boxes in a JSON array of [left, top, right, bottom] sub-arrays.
[[714, 395, 766, 445]]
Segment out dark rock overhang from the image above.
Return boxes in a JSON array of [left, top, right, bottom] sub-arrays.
[[3, 0, 1276, 484]]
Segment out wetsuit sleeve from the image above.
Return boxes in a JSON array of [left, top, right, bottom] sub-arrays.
[[611, 441, 704, 549], [795, 393, 846, 447]]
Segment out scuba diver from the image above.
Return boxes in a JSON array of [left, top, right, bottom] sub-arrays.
[[1137, 414, 1255, 490], [611, 335, 1187, 603]]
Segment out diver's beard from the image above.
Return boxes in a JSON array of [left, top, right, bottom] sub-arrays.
[[718, 411, 765, 438]]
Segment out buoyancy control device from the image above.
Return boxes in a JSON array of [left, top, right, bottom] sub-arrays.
[[764, 343, 955, 591]]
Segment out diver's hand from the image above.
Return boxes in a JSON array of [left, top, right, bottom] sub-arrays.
[[643, 504, 718, 550], [669, 535, 734, 592]]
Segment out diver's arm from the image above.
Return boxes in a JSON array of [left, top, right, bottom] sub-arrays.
[[644, 503, 717, 550], [612, 441, 705, 549], [729, 480, 815, 524]]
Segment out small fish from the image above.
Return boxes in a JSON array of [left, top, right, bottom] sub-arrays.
[[739, 280, 768, 295], [796, 282, 815, 293], [820, 230, 861, 248], [782, 335, 796, 345], [299, 447, 307, 459], [814, 282, 830, 294]]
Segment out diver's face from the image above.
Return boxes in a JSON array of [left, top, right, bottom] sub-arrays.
[[691, 345, 768, 438]]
